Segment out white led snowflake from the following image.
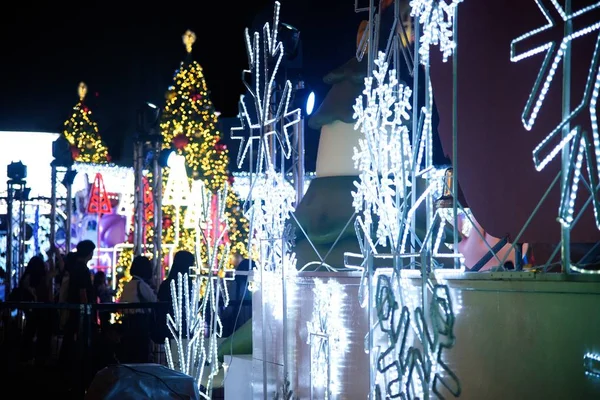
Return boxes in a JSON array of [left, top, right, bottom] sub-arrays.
[[306, 279, 348, 399], [230, 0, 301, 174], [231, 0, 300, 322], [245, 168, 297, 317], [247, 169, 296, 245], [510, 0, 600, 229], [410, 0, 463, 64], [352, 51, 414, 251], [166, 183, 233, 397], [253, 251, 297, 320], [165, 272, 203, 376], [347, 33, 463, 400]]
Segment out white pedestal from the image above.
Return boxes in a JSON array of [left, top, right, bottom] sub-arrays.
[[224, 355, 253, 400]]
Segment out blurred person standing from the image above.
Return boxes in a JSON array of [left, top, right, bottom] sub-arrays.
[[120, 256, 157, 363]]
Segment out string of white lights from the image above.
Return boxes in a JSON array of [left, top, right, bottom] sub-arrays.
[[231, 1, 300, 175], [306, 278, 348, 399], [349, 23, 462, 396], [352, 51, 414, 252], [231, 0, 300, 320], [510, 0, 600, 231], [410, 0, 463, 65], [165, 182, 232, 396]]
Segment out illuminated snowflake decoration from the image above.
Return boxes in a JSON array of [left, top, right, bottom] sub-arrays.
[[253, 251, 297, 320], [306, 279, 348, 399], [165, 272, 203, 376], [246, 168, 297, 319], [510, 0, 600, 229], [352, 51, 414, 251], [230, 0, 301, 174], [410, 0, 463, 64], [372, 274, 461, 399], [231, 0, 300, 321], [247, 170, 296, 245], [348, 44, 462, 400], [166, 183, 233, 396]]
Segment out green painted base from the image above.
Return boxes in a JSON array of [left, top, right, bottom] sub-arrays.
[[217, 318, 252, 362]]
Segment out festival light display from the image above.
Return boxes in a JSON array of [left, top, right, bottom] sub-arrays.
[[410, 0, 463, 64], [116, 30, 248, 294], [157, 30, 248, 264], [229, 2, 302, 395], [165, 271, 203, 375], [347, 0, 464, 396], [231, 0, 300, 310], [352, 52, 414, 252], [245, 169, 298, 320]]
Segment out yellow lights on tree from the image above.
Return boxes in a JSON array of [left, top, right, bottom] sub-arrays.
[[159, 30, 249, 266], [62, 82, 110, 164], [116, 31, 250, 298]]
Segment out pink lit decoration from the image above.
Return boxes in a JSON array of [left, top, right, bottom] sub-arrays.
[[204, 194, 229, 250], [142, 176, 154, 243], [86, 173, 112, 259]]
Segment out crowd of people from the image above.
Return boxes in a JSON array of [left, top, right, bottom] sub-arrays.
[[2, 240, 252, 394]]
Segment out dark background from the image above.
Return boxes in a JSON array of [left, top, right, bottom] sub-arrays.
[[0, 1, 367, 171]]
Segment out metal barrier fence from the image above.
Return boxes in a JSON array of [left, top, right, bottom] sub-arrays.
[[0, 300, 249, 398]]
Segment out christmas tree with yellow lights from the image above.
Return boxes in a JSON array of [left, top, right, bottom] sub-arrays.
[[159, 30, 249, 265], [116, 31, 249, 298], [63, 82, 110, 164]]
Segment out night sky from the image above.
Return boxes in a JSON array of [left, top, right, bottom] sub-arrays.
[[0, 1, 365, 171]]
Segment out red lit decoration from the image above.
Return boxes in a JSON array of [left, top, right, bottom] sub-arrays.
[[203, 194, 229, 246], [214, 143, 227, 151], [70, 145, 80, 160], [142, 177, 154, 220], [173, 133, 189, 150], [163, 215, 173, 230], [142, 177, 154, 242], [87, 173, 112, 215]]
